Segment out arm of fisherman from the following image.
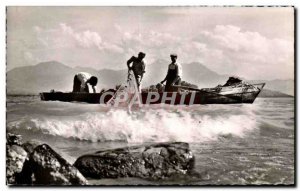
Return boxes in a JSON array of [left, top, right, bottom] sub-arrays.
[[92, 86, 97, 93], [178, 63, 183, 78], [161, 65, 170, 84], [127, 56, 135, 70], [161, 73, 168, 84], [142, 61, 146, 73], [140, 62, 146, 80]]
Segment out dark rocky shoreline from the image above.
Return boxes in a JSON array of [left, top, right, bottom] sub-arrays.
[[6, 133, 87, 185], [6, 133, 195, 185]]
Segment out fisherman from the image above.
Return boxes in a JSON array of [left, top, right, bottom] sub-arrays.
[[72, 72, 98, 93], [160, 54, 182, 92], [127, 52, 146, 91]]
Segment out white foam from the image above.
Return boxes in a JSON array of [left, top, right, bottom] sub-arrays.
[[7, 104, 258, 143]]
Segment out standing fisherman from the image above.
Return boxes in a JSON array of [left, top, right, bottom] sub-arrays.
[[161, 54, 182, 92], [127, 52, 146, 91]]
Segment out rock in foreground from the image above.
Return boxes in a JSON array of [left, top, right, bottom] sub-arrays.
[[19, 144, 88, 185], [7, 133, 22, 146], [74, 142, 194, 179], [6, 145, 28, 184]]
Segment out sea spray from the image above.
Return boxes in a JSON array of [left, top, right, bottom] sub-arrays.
[[7, 104, 258, 143], [6, 96, 295, 185]]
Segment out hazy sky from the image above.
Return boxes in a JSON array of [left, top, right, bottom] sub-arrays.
[[7, 6, 294, 80]]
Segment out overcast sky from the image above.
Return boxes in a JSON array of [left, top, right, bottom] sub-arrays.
[[7, 6, 294, 80]]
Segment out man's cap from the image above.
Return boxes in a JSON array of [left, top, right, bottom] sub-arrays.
[[170, 54, 177, 58], [138, 52, 146, 57]]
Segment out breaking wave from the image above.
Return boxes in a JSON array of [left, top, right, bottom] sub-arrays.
[[7, 104, 258, 143]]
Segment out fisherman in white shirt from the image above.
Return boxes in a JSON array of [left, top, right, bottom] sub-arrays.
[[161, 54, 182, 92], [72, 72, 98, 93]]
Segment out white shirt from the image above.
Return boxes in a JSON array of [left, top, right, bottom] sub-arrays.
[[76, 72, 92, 88], [76, 72, 97, 92], [177, 62, 183, 77]]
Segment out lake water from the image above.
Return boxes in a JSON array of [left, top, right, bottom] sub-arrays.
[[6, 95, 294, 185]]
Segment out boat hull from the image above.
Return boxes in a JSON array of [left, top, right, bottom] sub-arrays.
[[40, 92, 105, 104], [140, 91, 261, 105], [40, 89, 262, 105]]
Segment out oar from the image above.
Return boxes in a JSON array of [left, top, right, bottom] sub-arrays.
[[171, 85, 243, 101], [172, 85, 220, 95]]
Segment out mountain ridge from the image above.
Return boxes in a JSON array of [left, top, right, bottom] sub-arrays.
[[7, 61, 294, 96]]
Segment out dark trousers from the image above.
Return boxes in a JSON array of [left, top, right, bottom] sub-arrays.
[[73, 75, 89, 93], [165, 77, 181, 92]]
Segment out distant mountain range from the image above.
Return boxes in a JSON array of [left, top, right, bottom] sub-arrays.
[[7, 60, 294, 97], [246, 79, 294, 96], [258, 89, 293, 98]]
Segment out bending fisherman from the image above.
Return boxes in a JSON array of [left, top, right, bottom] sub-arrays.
[[160, 54, 182, 92], [127, 52, 146, 91], [72, 72, 98, 93]]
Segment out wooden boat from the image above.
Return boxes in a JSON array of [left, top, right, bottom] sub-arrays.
[[40, 83, 265, 105], [40, 91, 105, 104]]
